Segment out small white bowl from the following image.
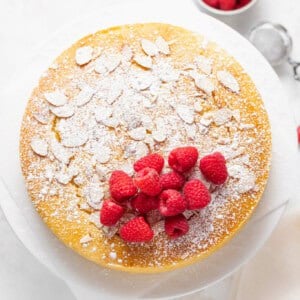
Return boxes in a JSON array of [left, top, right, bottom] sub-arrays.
[[197, 0, 257, 16]]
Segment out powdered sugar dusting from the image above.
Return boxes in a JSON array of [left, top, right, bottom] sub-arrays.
[[21, 25, 271, 270]]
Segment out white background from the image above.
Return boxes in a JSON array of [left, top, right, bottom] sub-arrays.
[[0, 0, 300, 299]]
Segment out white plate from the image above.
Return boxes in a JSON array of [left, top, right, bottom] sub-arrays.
[[0, 0, 297, 298]]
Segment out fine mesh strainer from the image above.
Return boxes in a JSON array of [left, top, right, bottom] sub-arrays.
[[249, 22, 300, 81]]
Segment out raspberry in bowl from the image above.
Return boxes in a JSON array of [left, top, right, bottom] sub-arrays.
[[199, 0, 257, 15]]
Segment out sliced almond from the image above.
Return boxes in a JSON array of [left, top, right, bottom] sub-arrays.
[[80, 234, 93, 244], [96, 146, 111, 164], [227, 164, 255, 193], [96, 165, 108, 181], [74, 85, 95, 107], [75, 46, 93, 66], [152, 130, 166, 142], [55, 168, 74, 185], [33, 101, 51, 124], [95, 107, 113, 122], [84, 183, 104, 210], [134, 55, 152, 69], [103, 54, 122, 72], [194, 75, 215, 95], [217, 71, 240, 93], [194, 55, 212, 74], [213, 108, 233, 125], [94, 56, 107, 74], [155, 36, 170, 55], [50, 140, 72, 164], [121, 45, 133, 62], [50, 104, 75, 118], [131, 73, 153, 91], [239, 123, 255, 130], [106, 86, 122, 104], [102, 117, 119, 128], [44, 90, 67, 106], [89, 212, 103, 228], [193, 102, 203, 113], [200, 116, 213, 127], [31, 138, 48, 156], [128, 127, 146, 141], [61, 132, 89, 148], [176, 105, 194, 124], [141, 39, 158, 56]]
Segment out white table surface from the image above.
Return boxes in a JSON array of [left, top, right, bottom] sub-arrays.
[[0, 0, 299, 299]]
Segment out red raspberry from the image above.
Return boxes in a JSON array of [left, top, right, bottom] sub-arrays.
[[199, 152, 228, 185], [109, 170, 137, 202], [297, 126, 300, 144], [131, 193, 159, 214], [168, 146, 199, 173], [183, 179, 211, 210], [236, 0, 251, 8], [203, 0, 219, 8], [219, 0, 236, 10], [165, 214, 189, 239], [100, 199, 124, 226], [134, 167, 162, 196], [160, 171, 185, 191], [134, 153, 164, 173], [159, 189, 186, 217], [119, 216, 154, 242]]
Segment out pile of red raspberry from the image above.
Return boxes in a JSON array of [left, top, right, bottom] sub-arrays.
[[203, 0, 251, 10], [100, 147, 228, 243]]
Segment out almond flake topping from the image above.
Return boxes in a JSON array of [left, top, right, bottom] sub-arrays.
[[193, 74, 215, 95], [75, 46, 93, 66], [141, 39, 158, 56], [130, 72, 153, 91], [134, 55, 152, 69], [155, 36, 170, 55], [50, 104, 75, 118], [80, 234, 93, 244], [176, 105, 194, 124], [44, 90, 67, 106], [152, 130, 166, 142], [61, 132, 89, 148], [94, 56, 107, 74], [194, 102, 203, 113], [95, 146, 111, 164], [194, 55, 212, 74], [217, 71, 240, 93], [95, 107, 113, 122], [228, 165, 256, 193], [55, 165, 78, 185], [31, 138, 48, 156], [74, 85, 95, 107], [33, 101, 51, 124], [103, 54, 122, 72], [213, 108, 233, 125], [121, 45, 133, 62], [84, 183, 104, 209], [26, 27, 263, 253], [128, 127, 147, 141], [50, 140, 72, 164], [240, 123, 255, 130], [89, 212, 103, 228]]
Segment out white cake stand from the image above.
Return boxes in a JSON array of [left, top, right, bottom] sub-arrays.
[[0, 0, 297, 298]]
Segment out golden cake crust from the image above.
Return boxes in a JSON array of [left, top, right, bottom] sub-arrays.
[[20, 23, 271, 273]]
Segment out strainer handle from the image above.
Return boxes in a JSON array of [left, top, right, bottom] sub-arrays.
[[288, 57, 300, 81]]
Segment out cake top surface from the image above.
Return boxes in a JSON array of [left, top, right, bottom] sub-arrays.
[[20, 23, 271, 273]]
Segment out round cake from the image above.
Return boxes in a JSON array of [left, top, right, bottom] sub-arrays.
[[20, 23, 271, 273]]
